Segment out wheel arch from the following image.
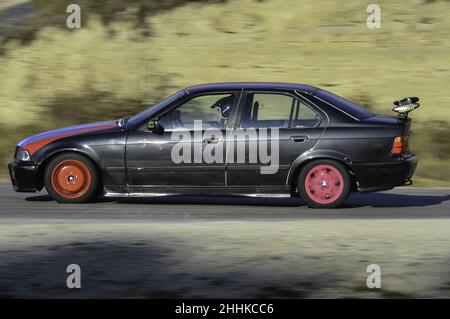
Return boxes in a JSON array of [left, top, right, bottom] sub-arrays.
[[287, 150, 357, 194], [35, 148, 104, 193]]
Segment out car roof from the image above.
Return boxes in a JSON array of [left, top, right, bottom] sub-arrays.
[[185, 82, 318, 94]]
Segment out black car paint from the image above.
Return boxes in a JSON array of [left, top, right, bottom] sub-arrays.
[[9, 83, 418, 198]]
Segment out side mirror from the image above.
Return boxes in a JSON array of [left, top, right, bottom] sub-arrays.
[[147, 120, 164, 133]]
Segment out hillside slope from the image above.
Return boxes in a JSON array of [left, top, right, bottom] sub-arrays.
[[0, 0, 449, 185]]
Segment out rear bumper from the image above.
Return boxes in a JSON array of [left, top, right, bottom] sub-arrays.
[[351, 154, 418, 192], [8, 161, 39, 192]]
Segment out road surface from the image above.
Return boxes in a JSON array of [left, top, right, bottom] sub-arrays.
[[1, 183, 449, 220], [1, 182, 450, 298]]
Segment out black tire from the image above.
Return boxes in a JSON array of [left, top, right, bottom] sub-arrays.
[[44, 153, 99, 203], [298, 159, 351, 208]]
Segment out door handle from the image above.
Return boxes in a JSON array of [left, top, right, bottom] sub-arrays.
[[291, 136, 308, 142], [203, 137, 222, 144]]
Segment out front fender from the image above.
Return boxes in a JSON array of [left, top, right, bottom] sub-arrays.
[[34, 142, 104, 170], [286, 149, 352, 185], [32, 142, 105, 191]]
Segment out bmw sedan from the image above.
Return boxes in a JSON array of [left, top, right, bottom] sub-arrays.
[[9, 82, 418, 208]]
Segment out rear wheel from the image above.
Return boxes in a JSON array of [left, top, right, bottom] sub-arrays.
[[44, 153, 98, 203], [298, 160, 351, 208]]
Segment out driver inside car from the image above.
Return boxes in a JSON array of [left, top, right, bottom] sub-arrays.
[[210, 95, 234, 126]]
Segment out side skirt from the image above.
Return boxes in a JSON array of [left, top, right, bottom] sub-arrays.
[[104, 186, 291, 198]]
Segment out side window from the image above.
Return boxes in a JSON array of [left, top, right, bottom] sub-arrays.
[[241, 93, 294, 128], [292, 100, 321, 128], [159, 93, 235, 131]]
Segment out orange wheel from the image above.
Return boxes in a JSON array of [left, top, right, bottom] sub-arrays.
[[51, 160, 92, 199], [45, 153, 98, 203]]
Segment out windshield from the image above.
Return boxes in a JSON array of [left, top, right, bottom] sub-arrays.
[[314, 89, 374, 120], [127, 90, 186, 127]]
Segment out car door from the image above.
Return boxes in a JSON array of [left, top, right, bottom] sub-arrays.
[[226, 90, 325, 187], [125, 91, 240, 192]]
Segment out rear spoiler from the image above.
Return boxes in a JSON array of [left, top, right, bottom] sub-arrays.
[[392, 97, 420, 118]]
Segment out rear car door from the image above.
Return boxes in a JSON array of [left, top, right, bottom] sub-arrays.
[[226, 90, 325, 187]]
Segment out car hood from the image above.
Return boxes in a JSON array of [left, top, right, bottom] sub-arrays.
[[18, 121, 118, 155]]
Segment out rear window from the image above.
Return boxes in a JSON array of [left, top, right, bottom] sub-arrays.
[[314, 89, 374, 120]]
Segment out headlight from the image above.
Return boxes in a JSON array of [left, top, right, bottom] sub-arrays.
[[15, 148, 31, 162]]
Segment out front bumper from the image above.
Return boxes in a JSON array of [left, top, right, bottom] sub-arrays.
[[351, 154, 418, 192], [8, 161, 39, 192]]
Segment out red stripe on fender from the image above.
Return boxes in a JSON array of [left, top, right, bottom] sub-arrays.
[[24, 124, 117, 155]]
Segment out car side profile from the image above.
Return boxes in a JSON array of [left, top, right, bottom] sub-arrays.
[[9, 83, 418, 208]]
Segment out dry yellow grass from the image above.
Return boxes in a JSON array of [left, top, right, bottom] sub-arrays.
[[1, 0, 449, 126], [0, 0, 449, 184]]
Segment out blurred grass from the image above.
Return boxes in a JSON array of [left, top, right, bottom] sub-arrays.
[[1, 219, 450, 298], [0, 0, 29, 11], [0, 0, 449, 185]]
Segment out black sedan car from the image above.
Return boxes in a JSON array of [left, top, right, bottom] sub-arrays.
[[9, 83, 418, 208]]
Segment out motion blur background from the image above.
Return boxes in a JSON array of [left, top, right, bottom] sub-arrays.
[[0, 0, 449, 185]]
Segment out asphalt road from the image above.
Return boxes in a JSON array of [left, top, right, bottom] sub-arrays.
[[1, 182, 449, 220], [2, 181, 450, 298]]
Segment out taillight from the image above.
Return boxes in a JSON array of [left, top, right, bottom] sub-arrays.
[[391, 136, 405, 155]]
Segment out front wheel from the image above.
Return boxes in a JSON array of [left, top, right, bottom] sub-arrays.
[[44, 153, 99, 203], [298, 160, 351, 208]]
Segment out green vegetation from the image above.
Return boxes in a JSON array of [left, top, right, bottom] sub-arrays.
[[0, 0, 449, 185]]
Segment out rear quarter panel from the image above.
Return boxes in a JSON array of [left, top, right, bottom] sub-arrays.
[[317, 125, 402, 162]]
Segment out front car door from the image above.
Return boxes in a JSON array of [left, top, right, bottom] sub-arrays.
[[125, 90, 240, 194]]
